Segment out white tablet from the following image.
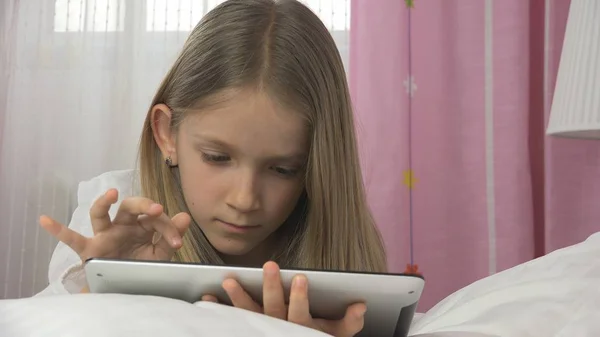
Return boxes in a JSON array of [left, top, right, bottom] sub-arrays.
[[84, 258, 425, 337]]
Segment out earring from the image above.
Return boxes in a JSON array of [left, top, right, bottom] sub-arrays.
[[165, 156, 174, 167]]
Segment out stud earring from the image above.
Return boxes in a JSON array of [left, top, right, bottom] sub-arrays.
[[165, 156, 174, 167]]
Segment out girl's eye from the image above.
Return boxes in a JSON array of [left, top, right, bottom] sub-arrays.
[[201, 152, 230, 163], [273, 166, 299, 177]]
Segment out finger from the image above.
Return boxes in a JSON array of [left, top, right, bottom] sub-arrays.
[[40, 215, 89, 257], [112, 197, 163, 225], [287, 274, 312, 326], [171, 212, 192, 237], [201, 295, 219, 303], [89, 189, 119, 234], [138, 212, 182, 248], [316, 303, 367, 337], [341, 303, 367, 335], [222, 278, 262, 313], [262, 261, 287, 320]]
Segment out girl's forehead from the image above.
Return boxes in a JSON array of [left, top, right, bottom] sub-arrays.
[[182, 90, 309, 157]]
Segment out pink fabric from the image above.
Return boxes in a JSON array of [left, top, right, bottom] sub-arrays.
[[351, 0, 600, 311]]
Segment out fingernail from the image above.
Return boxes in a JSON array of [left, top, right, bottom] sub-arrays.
[[172, 237, 181, 246], [264, 266, 278, 276], [357, 307, 367, 318], [222, 279, 236, 291], [293, 276, 306, 289]]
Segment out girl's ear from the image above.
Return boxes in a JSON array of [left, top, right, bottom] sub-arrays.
[[150, 103, 178, 165]]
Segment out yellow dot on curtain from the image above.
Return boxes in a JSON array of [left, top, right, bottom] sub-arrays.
[[403, 170, 417, 189], [405, 0, 415, 8]]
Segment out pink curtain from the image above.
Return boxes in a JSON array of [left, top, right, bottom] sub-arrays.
[[351, 0, 600, 311]]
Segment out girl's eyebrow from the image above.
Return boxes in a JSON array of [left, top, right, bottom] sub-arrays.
[[193, 134, 232, 150], [263, 153, 307, 164], [193, 133, 306, 163]]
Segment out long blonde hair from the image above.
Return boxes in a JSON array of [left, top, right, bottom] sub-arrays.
[[138, 0, 387, 272]]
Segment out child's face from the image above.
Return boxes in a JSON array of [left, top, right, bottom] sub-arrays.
[[174, 90, 308, 263]]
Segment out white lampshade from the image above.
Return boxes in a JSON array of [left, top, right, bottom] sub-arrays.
[[546, 0, 600, 139]]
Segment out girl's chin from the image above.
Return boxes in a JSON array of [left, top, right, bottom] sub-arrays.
[[210, 237, 259, 257]]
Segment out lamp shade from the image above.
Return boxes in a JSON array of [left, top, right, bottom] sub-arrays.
[[546, 0, 600, 139]]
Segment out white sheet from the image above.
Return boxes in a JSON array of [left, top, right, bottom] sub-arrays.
[[409, 231, 600, 337], [0, 294, 330, 337]]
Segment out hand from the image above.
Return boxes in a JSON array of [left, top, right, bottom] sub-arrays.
[[202, 261, 366, 337], [40, 188, 191, 263]]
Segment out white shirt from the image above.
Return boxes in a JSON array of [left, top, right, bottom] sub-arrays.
[[36, 169, 139, 296]]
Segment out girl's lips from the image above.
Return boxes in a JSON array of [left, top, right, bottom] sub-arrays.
[[217, 219, 260, 233]]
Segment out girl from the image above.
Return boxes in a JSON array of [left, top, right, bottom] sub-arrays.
[[38, 0, 387, 336]]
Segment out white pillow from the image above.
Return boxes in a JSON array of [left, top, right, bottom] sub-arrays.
[[0, 293, 330, 337], [409, 232, 600, 337]]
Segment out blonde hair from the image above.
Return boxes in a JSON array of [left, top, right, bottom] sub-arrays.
[[138, 0, 387, 272]]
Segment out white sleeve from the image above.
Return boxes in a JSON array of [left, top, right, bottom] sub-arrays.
[[34, 169, 138, 296]]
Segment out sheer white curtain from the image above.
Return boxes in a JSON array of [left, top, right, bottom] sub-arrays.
[[0, 0, 350, 299]]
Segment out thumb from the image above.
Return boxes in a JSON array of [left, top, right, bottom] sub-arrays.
[[315, 303, 366, 337], [171, 212, 192, 236]]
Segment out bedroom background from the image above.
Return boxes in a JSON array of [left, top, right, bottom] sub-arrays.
[[1, 0, 598, 312]]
